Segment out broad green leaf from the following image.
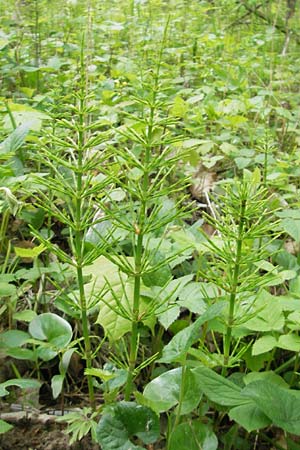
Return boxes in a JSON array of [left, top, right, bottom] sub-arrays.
[[244, 291, 284, 332], [191, 366, 249, 407], [277, 210, 300, 220], [170, 96, 188, 118], [13, 310, 37, 322], [87, 256, 132, 340], [157, 305, 180, 330], [182, 139, 203, 149], [0, 282, 17, 297], [170, 228, 208, 254], [178, 282, 212, 314], [143, 367, 203, 414], [36, 347, 58, 361], [29, 313, 72, 349], [220, 142, 238, 155], [0, 419, 13, 434], [252, 335, 277, 356], [279, 297, 300, 311], [45, 55, 65, 70], [289, 275, 300, 295], [0, 30, 9, 50], [286, 437, 300, 450], [159, 302, 225, 363], [14, 243, 45, 258], [97, 414, 143, 450], [234, 157, 251, 169], [277, 333, 300, 352], [96, 402, 159, 449], [51, 374, 64, 399], [229, 403, 271, 432], [3, 103, 50, 131], [0, 378, 40, 397], [0, 330, 30, 348], [242, 381, 300, 435], [281, 218, 300, 243], [243, 371, 289, 388], [287, 311, 300, 330], [142, 264, 172, 287], [254, 260, 277, 272], [0, 123, 31, 155], [5, 348, 35, 360], [84, 368, 117, 382], [102, 364, 128, 391], [156, 275, 194, 329], [60, 348, 76, 372], [169, 421, 218, 450]]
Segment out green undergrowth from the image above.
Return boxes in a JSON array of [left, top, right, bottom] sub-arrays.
[[1, 1, 300, 449]]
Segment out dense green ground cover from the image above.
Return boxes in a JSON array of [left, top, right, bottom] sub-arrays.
[[1, 1, 300, 449]]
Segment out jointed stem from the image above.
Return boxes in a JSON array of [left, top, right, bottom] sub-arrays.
[[167, 358, 187, 450], [124, 96, 155, 400], [73, 74, 95, 409], [223, 198, 246, 373], [124, 232, 143, 400]]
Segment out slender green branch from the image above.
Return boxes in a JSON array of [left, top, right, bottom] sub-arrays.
[[223, 198, 246, 372], [73, 55, 95, 409], [167, 358, 187, 450]]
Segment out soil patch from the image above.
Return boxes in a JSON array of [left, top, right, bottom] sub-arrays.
[[0, 421, 99, 450]]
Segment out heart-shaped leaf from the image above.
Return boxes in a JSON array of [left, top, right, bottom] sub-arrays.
[[96, 402, 159, 449], [29, 313, 72, 350], [143, 367, 203, 414]]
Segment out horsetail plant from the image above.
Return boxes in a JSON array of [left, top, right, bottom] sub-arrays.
[[200, 170, 280, 373], [97, 47, 191, 400], [29, 47, 112, 409]]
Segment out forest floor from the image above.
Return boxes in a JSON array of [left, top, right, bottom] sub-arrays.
[[0, 420, 98, 450]]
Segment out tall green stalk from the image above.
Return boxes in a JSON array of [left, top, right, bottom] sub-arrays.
[[101, 20, 190, 400], [124, 86, 156, 401], [30, 43, 110, 409], [223, 198, 246, 370], [73, 64, 95, 408], [201, 172, 278, 372]]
